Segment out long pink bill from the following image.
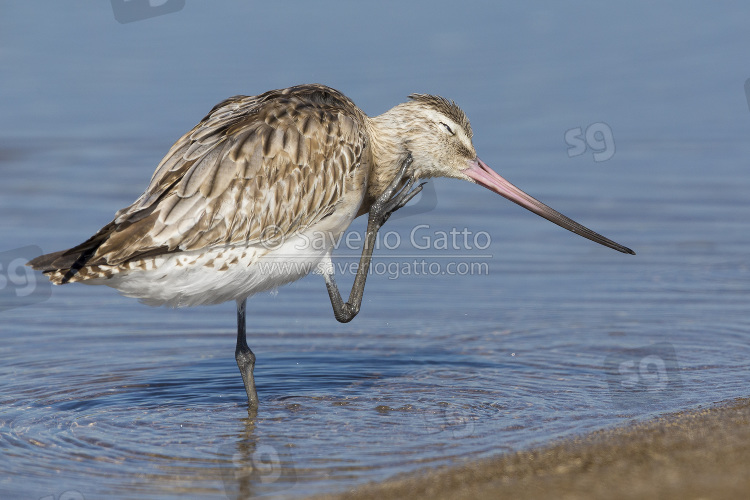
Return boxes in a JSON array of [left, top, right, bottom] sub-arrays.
[[463, 157, 635, 255]]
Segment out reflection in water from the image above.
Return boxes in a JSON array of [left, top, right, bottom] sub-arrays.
[[222, 408, 264, 500]]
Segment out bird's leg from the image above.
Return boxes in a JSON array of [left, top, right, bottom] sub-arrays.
[[235, 298, 259, 407], [324, 154, 425, 323]]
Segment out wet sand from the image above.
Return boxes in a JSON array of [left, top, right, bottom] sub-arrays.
[[318, 398, 750, 500]]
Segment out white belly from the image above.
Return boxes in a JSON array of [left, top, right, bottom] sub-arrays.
[[91, 209, 358, 308]]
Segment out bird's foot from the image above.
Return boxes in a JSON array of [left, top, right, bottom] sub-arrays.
[[370, 154, 426, 227]]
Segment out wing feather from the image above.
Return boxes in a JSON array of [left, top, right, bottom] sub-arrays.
[[86, 85, 367, 267]]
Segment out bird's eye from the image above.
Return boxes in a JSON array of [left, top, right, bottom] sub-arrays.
[[440, 122, 454, 135]]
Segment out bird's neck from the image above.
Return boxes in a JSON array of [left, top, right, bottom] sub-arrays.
[[362, 105, 414, 213]]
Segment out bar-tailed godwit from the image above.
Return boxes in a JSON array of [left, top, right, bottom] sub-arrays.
[[29, 84, 634, 406]]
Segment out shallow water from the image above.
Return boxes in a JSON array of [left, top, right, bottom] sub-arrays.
[[2, 3, 750, 499]]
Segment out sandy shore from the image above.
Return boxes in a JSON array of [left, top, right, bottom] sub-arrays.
[[317, 398, 750, 500]]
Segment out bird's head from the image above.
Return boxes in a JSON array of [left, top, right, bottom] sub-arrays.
[[394, 93, 478, 180], [374, 93, 635, 255]]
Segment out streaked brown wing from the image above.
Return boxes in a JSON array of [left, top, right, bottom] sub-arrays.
[[68, 85, 367, 268]]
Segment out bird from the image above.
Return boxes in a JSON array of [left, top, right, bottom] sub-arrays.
[[28, 84, 635, 407]]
